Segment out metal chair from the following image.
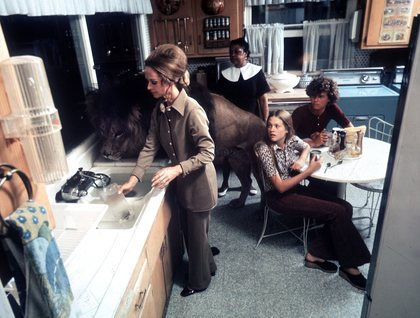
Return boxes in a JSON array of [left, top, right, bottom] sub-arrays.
[[253, 144, 316, 254], [351, 117, 394, 237]]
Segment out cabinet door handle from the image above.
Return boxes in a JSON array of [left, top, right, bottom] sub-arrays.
[[354, 116, 369, 121], [134, 288, 147, 311]]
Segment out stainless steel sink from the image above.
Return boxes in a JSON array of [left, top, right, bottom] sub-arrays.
[[88, 167, 157, 229]]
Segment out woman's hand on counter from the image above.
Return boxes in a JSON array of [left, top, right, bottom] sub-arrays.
[[151, 165, 182, 189], [118, 175, 139, 195]]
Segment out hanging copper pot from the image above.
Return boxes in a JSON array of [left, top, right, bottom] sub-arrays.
[[201, 0, 225, 15], [156, 0, 181, 16]]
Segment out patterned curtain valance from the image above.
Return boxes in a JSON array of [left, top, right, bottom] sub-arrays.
[[246, 0, 327, 6], [0, 0, 152, 16]]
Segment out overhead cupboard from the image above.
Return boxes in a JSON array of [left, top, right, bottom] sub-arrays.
[[149, 0, 244, 57], [362, 0, 420, 49]]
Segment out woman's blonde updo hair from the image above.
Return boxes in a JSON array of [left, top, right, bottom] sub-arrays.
[[145, 44, 190, 88]]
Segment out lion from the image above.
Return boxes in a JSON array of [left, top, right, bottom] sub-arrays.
[[86, 74, 266, 208]]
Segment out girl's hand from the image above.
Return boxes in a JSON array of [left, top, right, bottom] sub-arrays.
[[290, 159, 305, 171], [151, 165, 182, 189], [307, 156, 321, 173]]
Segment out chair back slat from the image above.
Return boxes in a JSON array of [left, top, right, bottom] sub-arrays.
[[254, 143, 269, 193], [367, 117, 394, 143]]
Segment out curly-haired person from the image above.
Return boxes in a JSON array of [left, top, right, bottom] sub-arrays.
[[292, 77, 353, 148]]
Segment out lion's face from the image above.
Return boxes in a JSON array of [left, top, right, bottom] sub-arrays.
[[86, 75, 154, 161], [96, 107, 147, 160]]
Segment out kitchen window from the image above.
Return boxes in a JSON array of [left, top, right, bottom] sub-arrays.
[[245, 0, 354, 72]]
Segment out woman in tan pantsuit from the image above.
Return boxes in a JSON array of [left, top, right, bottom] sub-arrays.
[[119, 44, 218, 297]]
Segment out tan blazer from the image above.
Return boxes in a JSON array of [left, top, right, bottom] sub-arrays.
[[132, 89, 217, 212]]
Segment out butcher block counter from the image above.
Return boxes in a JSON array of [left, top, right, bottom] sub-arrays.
[[267, 88, 310, 112], [267, 88, 310, 103]]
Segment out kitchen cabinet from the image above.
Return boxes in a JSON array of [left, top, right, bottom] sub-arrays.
[[362, 0, 420, 49], [116, 194, 180, 317], [149, 0, 244, 57], [327, 96, 398, 130]]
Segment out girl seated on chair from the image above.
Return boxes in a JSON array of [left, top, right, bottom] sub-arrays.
[[254, 110, 371, 291]]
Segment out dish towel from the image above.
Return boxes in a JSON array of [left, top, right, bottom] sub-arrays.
[[0, 283, 14, 318], [5, 201, 73, 318]]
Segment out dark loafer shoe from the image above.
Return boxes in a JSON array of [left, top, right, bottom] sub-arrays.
[[211, 246, 220, 256], [180, 287, 206, 297], [304, 259, 338, 273], [339, 268, 367, 291]]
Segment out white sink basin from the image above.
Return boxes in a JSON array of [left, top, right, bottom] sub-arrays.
[[52, 203, 108, 262]]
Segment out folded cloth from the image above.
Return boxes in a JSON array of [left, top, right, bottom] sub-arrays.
[[0, 283, 14, 318], [6, 201, 73, 318]]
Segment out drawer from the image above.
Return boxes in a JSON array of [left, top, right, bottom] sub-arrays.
[[116, 250, 149, 317], [139, 284, 157, 318], [146, 197, 171, 269]]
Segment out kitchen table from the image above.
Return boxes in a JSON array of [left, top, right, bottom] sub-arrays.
[[310, 137, 391, 198]]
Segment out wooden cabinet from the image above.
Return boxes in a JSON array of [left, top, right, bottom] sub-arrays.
[[362, 0, 420, 49], [149, 0, 244, 57], [116, 194, 181, 317]]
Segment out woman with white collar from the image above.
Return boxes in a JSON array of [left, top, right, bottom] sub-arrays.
[[217, 37, 270, 121], [216, 37, 270, 198]]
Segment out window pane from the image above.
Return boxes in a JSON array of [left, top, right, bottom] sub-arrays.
[[86, 13, 138, 87], [0, 15, 93, 151]]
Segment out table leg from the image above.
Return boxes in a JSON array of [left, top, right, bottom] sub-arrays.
[[338, 183, 347, 200]]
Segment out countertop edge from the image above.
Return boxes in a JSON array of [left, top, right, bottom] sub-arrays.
[[67, 188, 166, 317]]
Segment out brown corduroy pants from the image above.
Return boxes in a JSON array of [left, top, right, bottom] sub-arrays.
[[265, 184, 371, 268]]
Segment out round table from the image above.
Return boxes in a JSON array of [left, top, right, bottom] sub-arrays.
[[310, 137, 391, 198]]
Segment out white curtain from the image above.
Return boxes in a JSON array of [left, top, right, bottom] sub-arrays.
[[246, 23, 284, 75], [302, 19, 354, 73], [0, 0, 152, 16], [246, 0, 327, 6]]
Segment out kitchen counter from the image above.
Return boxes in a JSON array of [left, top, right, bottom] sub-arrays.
[[54, 187, 167, 317], [267, 88, 310, 103]]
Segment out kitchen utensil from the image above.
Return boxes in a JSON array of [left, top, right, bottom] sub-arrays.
[[324, 162, 332, 173], [157, 0, 181, 15], [172, 19, 177, 45], [324, 160, 342, 173], [164, 19, 169, 43], [176, 18, 182, 46], [183, 17, 189, 52], [330, 160, 343, 169], [201, 0, 225, 15]]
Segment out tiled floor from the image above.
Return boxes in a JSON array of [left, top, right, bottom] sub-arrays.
[[165, 173, 380, 318]]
